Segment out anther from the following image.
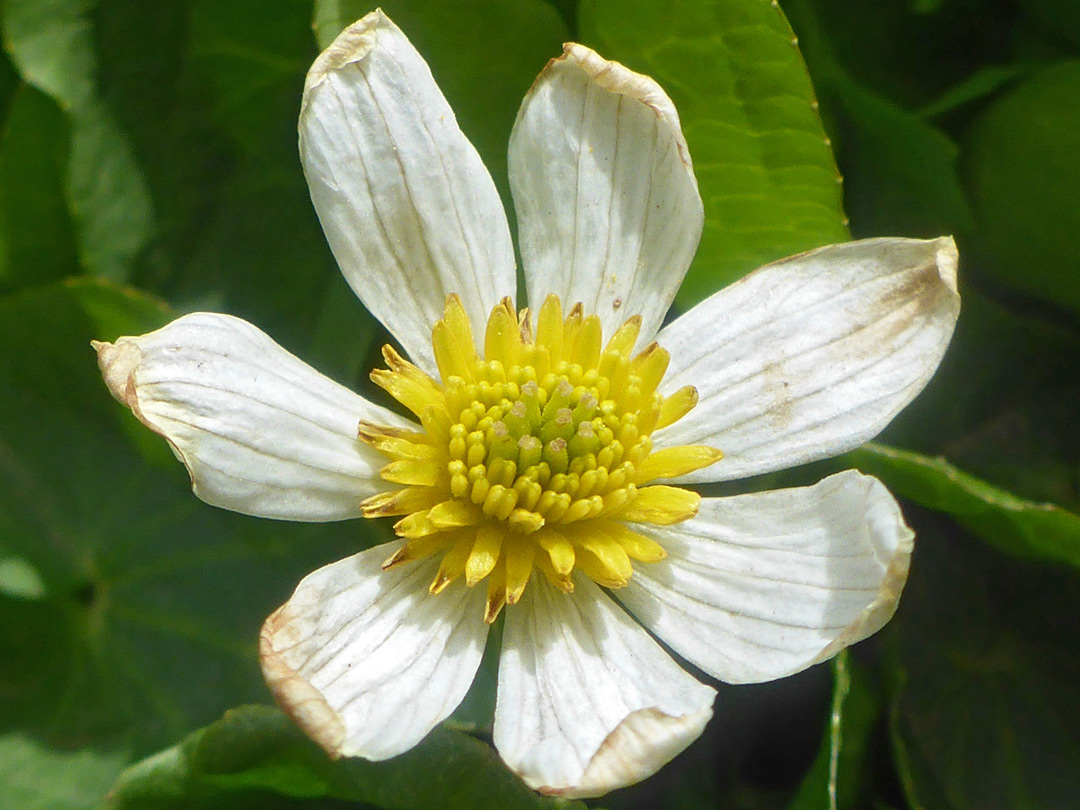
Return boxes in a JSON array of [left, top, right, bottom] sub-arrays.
[[504, 400, 531, 436], [543, 437, 569, 473], [518, 435, 542, 469]]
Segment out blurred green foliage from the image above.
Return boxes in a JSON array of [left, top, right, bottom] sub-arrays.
[[0, 0, 1077, 809], [106, 705, 586, 810]]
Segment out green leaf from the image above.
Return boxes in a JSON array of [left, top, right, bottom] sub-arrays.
[[779, 0, 1005, 110], [0, 555, 46, 600], [312, 0, 568, 206], [1, 0, 155, 281], [964, 60, 1080, 317], [887, 526, 1080, 810], [0, 279, 378, 753], [176, 0, 567, 384], [107, 705, 586, 810], [1016, 0, 1080, 51], [173, 117, 369, 369], [863, 282, 1080, 509], [0, 84, 81, 290], [189, 0, 312, 153], [578, 0, 849, 306], [71, 276, 174, 340], [0, 733, 128, 810], [788, 652, 881, 810], [825, 78, 974, 238], [92, 0, 367, 382], [780, 0, 972, 240], [0, 47, 14, 113], [916, 65, 1030, 120], [847, 443, 1080, 571], [92, 0, 234, 296], [300, 270, 380, 390]]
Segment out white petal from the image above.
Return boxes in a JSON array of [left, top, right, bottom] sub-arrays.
[[95, 312, 409, 522], [616, 470, 913, 684], [300, 11, 516, 374], [494, 575, 715, 798], [261, 545, 489, 760], [510, 43, 703, 347], [656, 237, 960, 480]]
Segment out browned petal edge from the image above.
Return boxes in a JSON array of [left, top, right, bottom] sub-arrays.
[[760, 236, 959, 302], [92, 338, 159, 439], [260, 604, 347, 759], [536, 705, 713, 799], [809, 522, 915, 670], [91, 338, 192, 479], [933, 235, 960, 294], [560, 43, 693, 172], [302, 9, 384, 105], [92, 339, 144, 414]]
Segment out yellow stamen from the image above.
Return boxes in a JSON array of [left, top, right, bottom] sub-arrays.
[[484, 297, 521, 366], [485, 558, 508, 623], [578, 530, 633, 583], [357, 420, 432, 446], [570, 314, 603, 370], [599, 520, 667, 563], [371, 368, 445, 419], [430, 533, 473, 594], [443, 294, 477, 354], [465, 525, 502, 586], [356, 294, 721, 615], [428, 499, 483, 529], [537, 529, 575, 576], [361, 486, 441, 518], [576, 546, 630, 589], [636, 445, 724, 483], [380, 459, 439, 487], [535, 294, 564, 356], [656, 385, 698, 430], [534, 551, 574, 593], [632, 343, 670, 399], [504, 540, 534, 605], [619, 485, 701, 525], [382, 531, 458, 571], [562, 302, 584, 353]]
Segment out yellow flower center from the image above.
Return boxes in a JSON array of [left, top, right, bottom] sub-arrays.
[[359, 294, 721, 622]]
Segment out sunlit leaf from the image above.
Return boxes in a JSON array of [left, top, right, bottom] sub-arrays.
[[579, 0, 849, 305], [107, 705, 587, 810], [848, 443, 1080, 571], [0, 733, 128, 810], [0, 555, 46, 600]]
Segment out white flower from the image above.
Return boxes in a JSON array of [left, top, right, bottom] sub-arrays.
[[94, 10, 960, 799]]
